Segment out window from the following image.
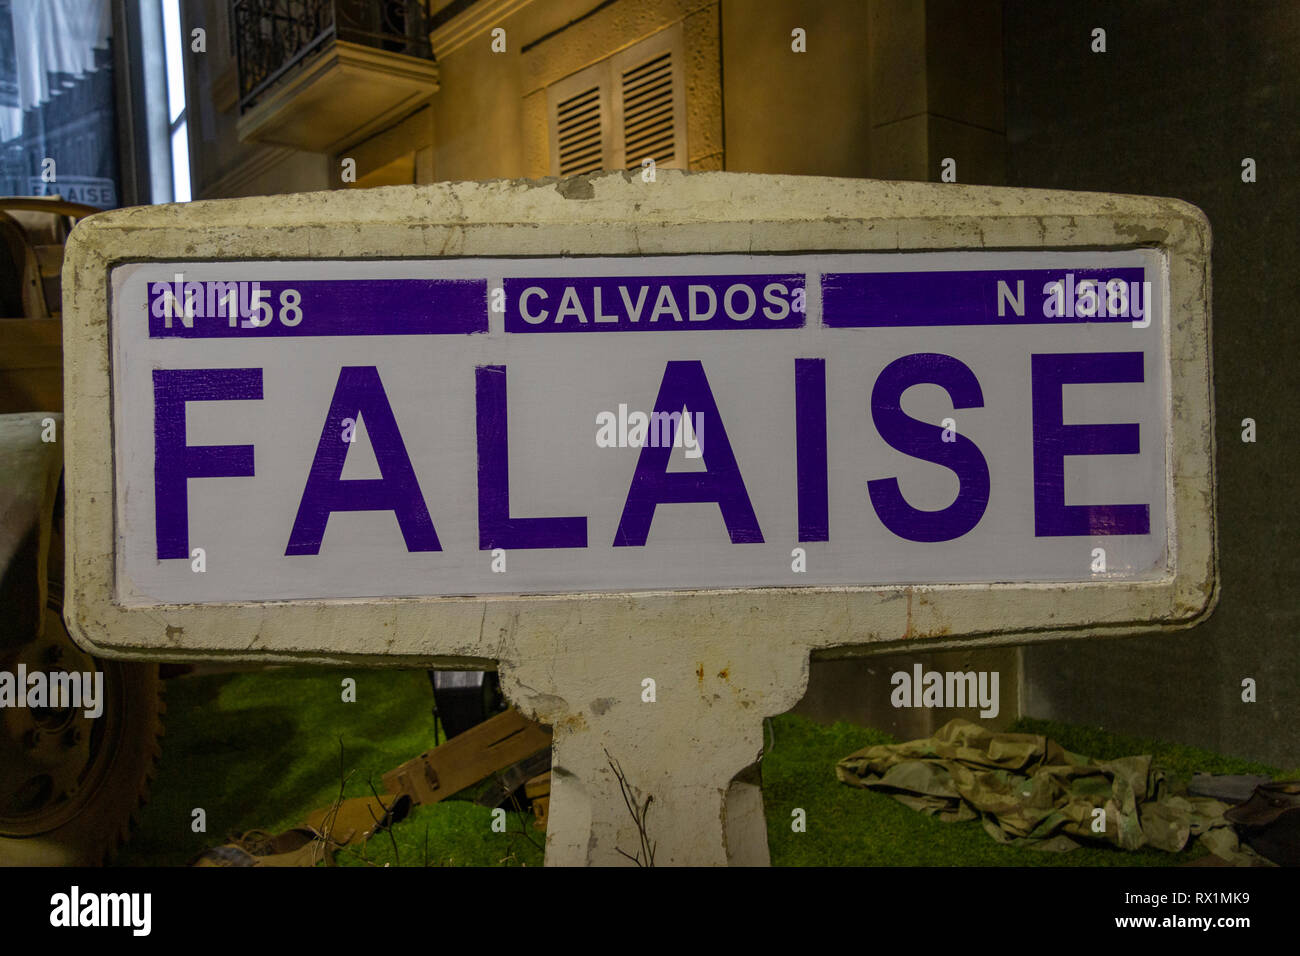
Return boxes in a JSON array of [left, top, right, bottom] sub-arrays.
[[547, 26, 686, 177], [161, 0, 190, 201]]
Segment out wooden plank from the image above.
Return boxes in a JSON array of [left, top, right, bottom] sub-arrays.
[[382, 707, 551, 805], [525, 772, 551, 831], [524, 772, 550, 800], [0, 319, 62, 413]]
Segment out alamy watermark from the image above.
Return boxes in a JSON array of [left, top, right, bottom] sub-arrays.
[[1040, 273, 1152, 327], [891, 664, 999, 719], [0, 666, 103, 718], [596, 404, 704, 458], [50, 886, 150, 935]]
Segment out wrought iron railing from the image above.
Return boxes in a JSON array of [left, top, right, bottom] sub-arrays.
[[232, 0, 433, 114]]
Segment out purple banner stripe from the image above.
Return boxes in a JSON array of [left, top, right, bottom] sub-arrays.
[[504, 275, 806, 332], [147, 279, 487, 338], [821, 268, 1149, 327]]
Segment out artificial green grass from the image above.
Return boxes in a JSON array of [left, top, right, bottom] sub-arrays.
[[333, 801, 543, 867], [115, 667, 460, 866], [114, 667, 1287, 867]]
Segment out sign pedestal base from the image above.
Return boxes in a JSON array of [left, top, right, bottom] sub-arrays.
[[500, 634, 810, 866]]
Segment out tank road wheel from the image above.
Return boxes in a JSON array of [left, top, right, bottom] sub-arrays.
[[0, 592, 164, 865]]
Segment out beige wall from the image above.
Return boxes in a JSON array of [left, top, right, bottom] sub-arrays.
[[721, 0, 1003, 183], [426, 4, 532, 182], [430, 0, 721, 181], [721, 0, 873, 177]]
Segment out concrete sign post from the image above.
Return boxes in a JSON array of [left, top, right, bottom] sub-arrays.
[[62, 172, 1215, 865]]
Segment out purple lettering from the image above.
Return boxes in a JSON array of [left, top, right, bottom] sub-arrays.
[[475, 365, 587, 549], [867, 353, 989, 542], [153, 368, 262, 559], [286, 366, 439, 555], [795, 358, 829, 542], [1031, 352, 1149, 536], [614, 361, 762, 546]]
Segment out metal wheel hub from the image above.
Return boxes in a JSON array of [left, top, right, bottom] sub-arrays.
[[0, 607, 116, 836]]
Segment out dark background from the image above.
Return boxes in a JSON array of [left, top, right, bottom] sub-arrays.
[[1003, 0, 1299, 765]]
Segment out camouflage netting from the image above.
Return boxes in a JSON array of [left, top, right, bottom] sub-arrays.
[[836, 719, 1264, 864]]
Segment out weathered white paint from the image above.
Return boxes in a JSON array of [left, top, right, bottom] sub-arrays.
[[61, 172, 1215, 865]]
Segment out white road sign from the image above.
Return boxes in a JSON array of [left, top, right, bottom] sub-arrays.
[[62, 174, 1214, 663], [110, 250, 1169, 605]]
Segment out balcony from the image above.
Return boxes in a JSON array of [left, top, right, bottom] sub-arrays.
[[232, 0, 440, 154]]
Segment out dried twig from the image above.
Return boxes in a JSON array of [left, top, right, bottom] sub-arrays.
[[314, 736, 356, 866], [506, 789, 543, 853], [604, 748, 656, 867], [365, 775, 401, 867]]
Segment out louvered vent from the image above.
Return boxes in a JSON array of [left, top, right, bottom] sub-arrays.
[[556, 85, 604, 176], [620, 51, 675, 168]]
